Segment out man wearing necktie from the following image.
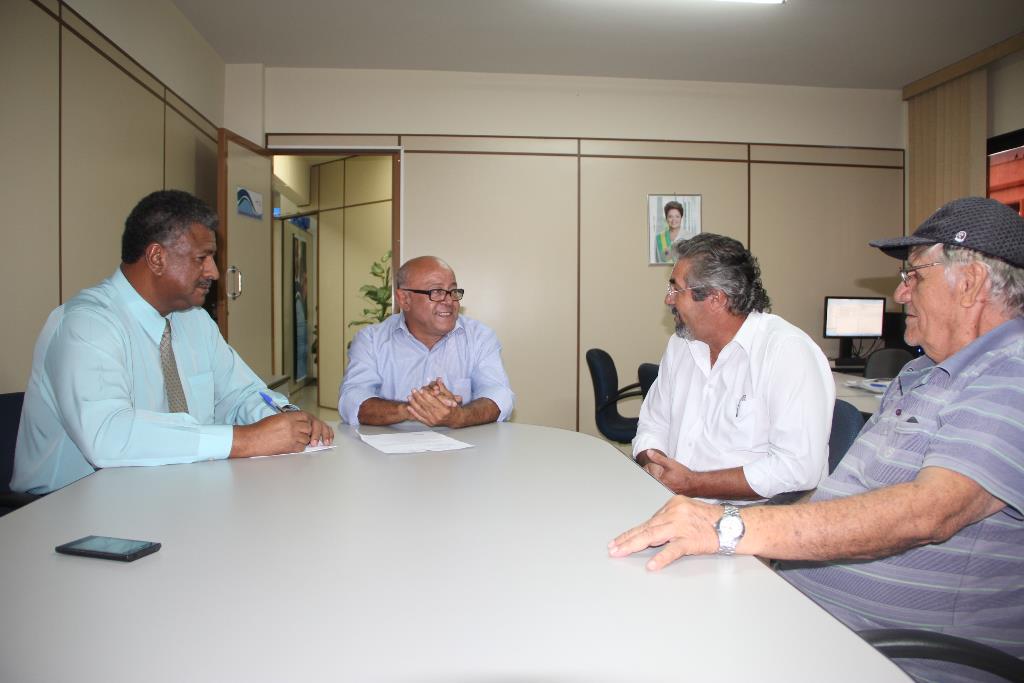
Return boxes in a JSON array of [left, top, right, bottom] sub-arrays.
[[12, 190, 333, 494]]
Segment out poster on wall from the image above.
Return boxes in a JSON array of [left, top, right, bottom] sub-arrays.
[[293, 235, 309, 382], [648, 194, 701, 265], [236, 187, 264, 219]]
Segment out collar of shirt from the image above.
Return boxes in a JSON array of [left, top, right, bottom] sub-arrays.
[[392, 312, 465, 348], [110, 268, 170, 345], [684, 311, 760, 373], [939, 317, 1024, 377], [898, 317, 1024, 395]]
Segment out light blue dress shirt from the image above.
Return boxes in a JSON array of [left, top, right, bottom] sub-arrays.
[[338, 313, 515, 425], [11, 268, 284, 494]]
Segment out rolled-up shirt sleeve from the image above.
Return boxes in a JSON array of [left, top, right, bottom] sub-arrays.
[[338, 325, 383, 425], [468, 324, 515, 421], [741, 336, 834, 498]]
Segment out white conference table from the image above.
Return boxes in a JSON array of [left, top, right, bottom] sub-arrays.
[[0, 423, 909, 682], [834, 371, 885, 414]]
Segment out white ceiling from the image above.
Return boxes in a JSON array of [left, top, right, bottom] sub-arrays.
[[171, 0, 1024, 90]]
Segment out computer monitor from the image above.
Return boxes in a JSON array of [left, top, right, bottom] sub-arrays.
[[823, 296, 885, 367]]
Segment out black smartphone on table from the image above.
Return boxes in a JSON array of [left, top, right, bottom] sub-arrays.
[[55, 535, 161, 562]]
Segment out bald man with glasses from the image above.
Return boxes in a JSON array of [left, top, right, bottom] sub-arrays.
[[338, 256, 515, 428]]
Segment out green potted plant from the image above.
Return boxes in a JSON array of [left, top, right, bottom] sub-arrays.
[[348, 250, 393, 329]]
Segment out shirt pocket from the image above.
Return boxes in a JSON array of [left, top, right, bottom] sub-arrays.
[[186, 372, 215, 423], [450, 378, 472, 404], [721, 393, 757, 452], [871, 414, 934, 482]]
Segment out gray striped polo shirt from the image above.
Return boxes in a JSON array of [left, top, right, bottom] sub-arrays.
[[781, 317, 1024, 683]]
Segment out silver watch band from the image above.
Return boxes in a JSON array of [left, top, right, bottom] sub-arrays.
[[715, 504, 744, 555]]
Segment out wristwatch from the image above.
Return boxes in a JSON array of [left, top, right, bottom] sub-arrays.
[[281, 403, 301, 412], [714, 504, 745, 555]]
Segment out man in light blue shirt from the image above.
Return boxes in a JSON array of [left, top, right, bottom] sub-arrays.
[[12, 190, 334, 494], [339, 256, 514, 427]]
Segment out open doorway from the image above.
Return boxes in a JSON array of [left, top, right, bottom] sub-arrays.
[[272, 152, 399, 412]]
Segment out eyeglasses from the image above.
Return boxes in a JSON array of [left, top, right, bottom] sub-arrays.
[[897, 261, 942, 285], [666, 283, 703, 298], [400, 287, 465, 302]]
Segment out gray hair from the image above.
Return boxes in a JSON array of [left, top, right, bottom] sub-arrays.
[[936, 245, 1024, 317], [673, 233, 771, 315]]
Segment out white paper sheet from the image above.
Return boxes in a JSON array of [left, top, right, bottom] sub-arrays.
[[357, 430, 473, 454], [252, 442, 337, 459]]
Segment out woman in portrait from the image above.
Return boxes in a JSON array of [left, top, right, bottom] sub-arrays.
[[655, 200, 684, 264]]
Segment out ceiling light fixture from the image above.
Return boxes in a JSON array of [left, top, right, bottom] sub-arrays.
[[712, 0, 786, 4]]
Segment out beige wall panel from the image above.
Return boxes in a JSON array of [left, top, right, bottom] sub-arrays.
[[64, 0, 224, 125], [0, 0, 59, 393], [750, 145, 903, 167], [319, 160, 345, 211], [38, 0, 59, 12], [402, 136, 576, 155], [751, 164, 903, 359], [272, 156, 311, 207], [224, 141, 273, 379], [578, 157, 749, 440], [62, 9, 162, 96], [989, 50, 1024, 137], [342, 202, 393, 403], [164, 106, 218, 207], [61, 28, 164, 301], [166, 90, 217, 140], [266, 69, 903, 149], [345, 156, 392, 206], [318, 209, 345, 409], [581, 140, 747, 160], [267, 134, 400, 148], [404, 154, 578, 429]]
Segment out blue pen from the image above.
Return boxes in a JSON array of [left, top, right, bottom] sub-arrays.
[[259, 391, 283, 413]]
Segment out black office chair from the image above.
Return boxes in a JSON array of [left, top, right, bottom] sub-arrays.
[[860, 629, 1024, 682], [768, 399, 865, 505], [585, 349, 642, 444], [0, 392, 38, 516], [863, 347, 914, 379], [638, 363, 659, 399]]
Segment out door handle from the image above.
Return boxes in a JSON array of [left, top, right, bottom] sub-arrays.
[[227, 265, 243, 300]]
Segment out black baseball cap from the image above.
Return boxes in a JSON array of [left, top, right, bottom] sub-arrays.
[[869, 197, 1024, 268]]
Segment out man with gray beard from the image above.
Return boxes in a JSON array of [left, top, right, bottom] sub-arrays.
[[633, 233, 834, 503]]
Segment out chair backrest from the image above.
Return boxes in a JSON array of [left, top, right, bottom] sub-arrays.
[[638, 363, 659, 398], [829, 399, 866, 473], [585, 349, 620, 411], [585, 349, 640, 444], [0, 392, 25, 496], [864, 347, 914, 379]]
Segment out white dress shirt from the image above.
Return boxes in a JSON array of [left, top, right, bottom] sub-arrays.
[[633, 312, 835, 499]]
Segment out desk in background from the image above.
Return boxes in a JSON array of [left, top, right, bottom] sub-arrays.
[[0, 423, 908, 682], [834, 371, 886, 415]]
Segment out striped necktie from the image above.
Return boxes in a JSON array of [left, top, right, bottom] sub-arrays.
[[160, 318, 189, 414]]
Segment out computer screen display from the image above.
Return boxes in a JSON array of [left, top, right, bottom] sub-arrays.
[[823, 297, 885, 338]]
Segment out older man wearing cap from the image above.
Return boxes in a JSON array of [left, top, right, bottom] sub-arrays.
[[609, 197, 1024, 682]]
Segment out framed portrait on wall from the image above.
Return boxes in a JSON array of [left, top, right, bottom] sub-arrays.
[[648, 194, 701, 265]]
